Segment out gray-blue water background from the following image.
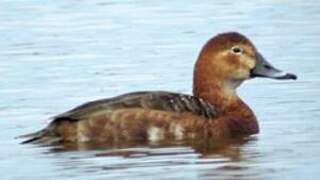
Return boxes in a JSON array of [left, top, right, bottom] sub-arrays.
[[0, 0, 319, 179]]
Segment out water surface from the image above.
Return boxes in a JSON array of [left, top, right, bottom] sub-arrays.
[[1, 0, 320, 179]]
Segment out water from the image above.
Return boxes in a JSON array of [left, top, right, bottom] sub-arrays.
[[1, 0, 319, 179]]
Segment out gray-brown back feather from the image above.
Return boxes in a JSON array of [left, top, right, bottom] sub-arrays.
[[54, 91, 217, 121]]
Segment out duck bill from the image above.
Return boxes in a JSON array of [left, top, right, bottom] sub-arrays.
[[250, 52, 297, 80]]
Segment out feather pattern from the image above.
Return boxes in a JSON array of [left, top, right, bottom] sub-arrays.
[[21, 91, 217, 143], [54, 91, 217, 120]]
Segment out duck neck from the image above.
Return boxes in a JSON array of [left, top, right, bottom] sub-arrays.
[[193, 76, 259, 135], [193, 79, 242, 114]]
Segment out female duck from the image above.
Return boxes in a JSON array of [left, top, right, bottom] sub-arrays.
[[22, 32, 296, 144]]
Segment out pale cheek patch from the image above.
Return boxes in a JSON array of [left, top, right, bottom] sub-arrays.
[[246, 57, 255, 69], [240, 55, 255, 69]]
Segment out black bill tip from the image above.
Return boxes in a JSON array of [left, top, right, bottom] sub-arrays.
[[280, 73, 297, 80], [271, 72, 297, 80]]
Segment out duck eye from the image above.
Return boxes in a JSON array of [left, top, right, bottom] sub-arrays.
[[231, 46, 243, 54]]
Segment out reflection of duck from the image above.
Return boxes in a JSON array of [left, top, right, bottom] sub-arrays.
[[52, 136, 256, 161], [21, 32, 296, 144]]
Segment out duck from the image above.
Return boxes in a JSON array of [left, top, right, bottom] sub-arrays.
[[21, 32, 297, 144]]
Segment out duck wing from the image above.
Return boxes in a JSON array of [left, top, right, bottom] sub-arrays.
[[21, 91, 217, 144], [57, 91, 216, 120]]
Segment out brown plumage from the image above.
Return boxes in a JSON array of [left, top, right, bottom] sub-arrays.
[[20, 32, 296, 144]]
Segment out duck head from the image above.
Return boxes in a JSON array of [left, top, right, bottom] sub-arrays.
[[193, 32, 297, 108]]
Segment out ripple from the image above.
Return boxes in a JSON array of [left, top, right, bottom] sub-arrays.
[[1, 0, 320, 180]]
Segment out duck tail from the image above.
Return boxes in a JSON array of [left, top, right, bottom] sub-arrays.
[[17, 129, 61, 144]]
